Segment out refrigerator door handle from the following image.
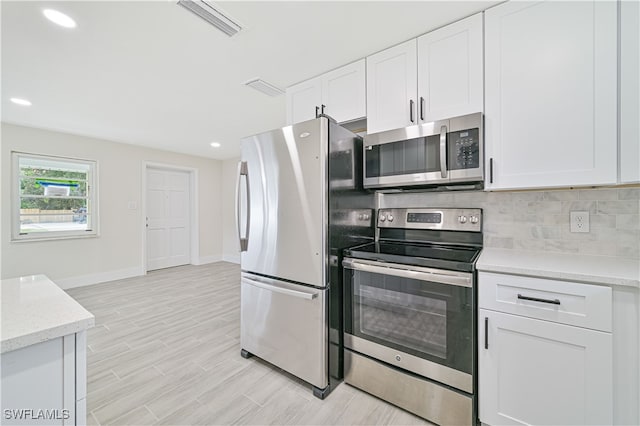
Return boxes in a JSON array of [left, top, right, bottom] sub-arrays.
[[236, 161, 250, 252], [243, 276, 318, 300]]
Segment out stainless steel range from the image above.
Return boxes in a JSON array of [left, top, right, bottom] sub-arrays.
[[343, 208, 482, 425]]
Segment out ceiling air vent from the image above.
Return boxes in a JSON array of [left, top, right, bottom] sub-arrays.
[[177, 0, 242, 37], [243, 78, 284, 97]]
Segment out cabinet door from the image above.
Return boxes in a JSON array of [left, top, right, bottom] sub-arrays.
[[478, 309, 612, 426], [321, 59, 366, 124], [620, 0, 640, 183], [286, 77, 321, 125], [484, 1, 617, 190], [417, 13, 483, 123], [0, 336, 77, 425], [366, 39, 417, 134]]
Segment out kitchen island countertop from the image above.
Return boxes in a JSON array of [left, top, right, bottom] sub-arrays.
[[1, 274, 94, 353], [477, 248, 640, 288]]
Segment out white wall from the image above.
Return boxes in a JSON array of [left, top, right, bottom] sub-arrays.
[[1, 123, 224, 288], [221, 157, 240, 263]]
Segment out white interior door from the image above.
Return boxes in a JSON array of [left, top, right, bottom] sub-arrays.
[[146, 168, 191, 271]]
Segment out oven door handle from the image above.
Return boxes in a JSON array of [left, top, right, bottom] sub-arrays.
[[342, 258, 472, 288]]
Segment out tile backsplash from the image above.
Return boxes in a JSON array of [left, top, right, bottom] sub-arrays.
[[380, 187, 640, 259]]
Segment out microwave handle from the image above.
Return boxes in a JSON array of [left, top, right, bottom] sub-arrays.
[[439, 125, 448, 178]]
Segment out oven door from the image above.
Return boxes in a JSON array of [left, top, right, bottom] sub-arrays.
[[343, 258, 474, 393], [363, 120, 449, 189]]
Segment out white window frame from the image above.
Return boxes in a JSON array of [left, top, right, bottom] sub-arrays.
[[12, 152, 99, 242]]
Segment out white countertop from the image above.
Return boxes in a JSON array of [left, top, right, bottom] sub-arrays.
[[1, 274, 95, 354], [477, 248, 640, 288]]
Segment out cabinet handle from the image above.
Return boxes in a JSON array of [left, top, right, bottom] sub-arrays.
[[321, 104, 326, 115], [517, 294, 561, 305], [409, 100, 415, 123], [489, 158, 494, 184], [315, 106, 319, 118], [484, 317, 489, 349], [420, 97, 425, 121]]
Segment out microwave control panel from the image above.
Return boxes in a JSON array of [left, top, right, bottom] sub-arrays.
[[449, 128, 480, 170]]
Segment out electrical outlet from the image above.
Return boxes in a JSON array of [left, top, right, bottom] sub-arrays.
[[570, 211, 590, 233]]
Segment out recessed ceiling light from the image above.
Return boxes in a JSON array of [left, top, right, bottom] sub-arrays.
[[43, 9, 77, 28], [210, 142, 221, 148], [10, 98, 32, 106]]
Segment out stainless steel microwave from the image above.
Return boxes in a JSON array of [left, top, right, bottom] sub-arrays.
[[363, 113, 483, 189]]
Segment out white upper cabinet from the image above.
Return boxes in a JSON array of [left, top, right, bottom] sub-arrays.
[[321, 60, 366, 124], [620, 0, 640, 184], [286, 60, 365, 125], [366, 39, 418, 134], [366, 14, 483, 135], [417, 13, 483, 123], [286, 77, 322, 125], [484, 1, 618, 190]]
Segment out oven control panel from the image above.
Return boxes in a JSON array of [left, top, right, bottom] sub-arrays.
[[331, 209, 374, 227], [377, 208, 482, 232]]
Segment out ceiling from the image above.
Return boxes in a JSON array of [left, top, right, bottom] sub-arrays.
[[1, 1, 497, 160]]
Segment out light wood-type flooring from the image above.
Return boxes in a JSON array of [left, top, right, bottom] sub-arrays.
[[67, 262, 430, 426]]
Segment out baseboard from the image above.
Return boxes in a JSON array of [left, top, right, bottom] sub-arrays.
[[56, 266, 145, 290], [193, 255, 222, 266], [222, 253, 240, 264]]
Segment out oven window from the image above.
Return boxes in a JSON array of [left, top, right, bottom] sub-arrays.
[[345, 268, 473, 374], [359, 283, 447, 359], [365, 135, 441, 178]]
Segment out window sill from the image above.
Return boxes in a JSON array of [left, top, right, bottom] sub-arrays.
[[11, 233, 100, 243]]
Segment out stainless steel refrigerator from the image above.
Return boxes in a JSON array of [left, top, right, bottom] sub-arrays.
[[236, 116, 373, 399]]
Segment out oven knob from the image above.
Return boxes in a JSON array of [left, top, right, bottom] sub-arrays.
[[363, 214, 370, 220], [470, 216, 479, 224], [387, 214, 394, 222], [458, 215, 468, 224], [380, 214, 386, 222], [358, 214, 364, 220]]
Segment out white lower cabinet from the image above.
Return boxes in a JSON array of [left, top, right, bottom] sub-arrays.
[[478, 272, 613, 425], [1, 331, 88, 425], [479, 309, 612, 425]]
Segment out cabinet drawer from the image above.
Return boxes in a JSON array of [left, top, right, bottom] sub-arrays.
[[478, 272, 612, 332]]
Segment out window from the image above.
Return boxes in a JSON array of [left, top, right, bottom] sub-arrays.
[[13, 152, 98, 241]]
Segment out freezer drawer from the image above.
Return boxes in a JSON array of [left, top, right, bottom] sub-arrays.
[[240, 273, 328, 389]]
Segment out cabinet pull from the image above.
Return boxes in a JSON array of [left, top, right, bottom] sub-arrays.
[[420, 97, 425, 121], [409, 99, 415, 123], [484, 317, 489, 349], [489, 158, 494, 184], [315, 106, 319, 118], [517, 294, 561, 305]]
